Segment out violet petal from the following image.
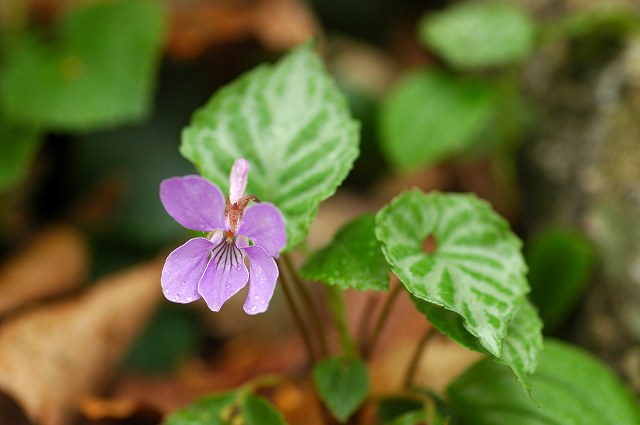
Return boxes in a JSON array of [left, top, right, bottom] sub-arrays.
[[198, 239, 249, 311], [242, 245, 279, 314], [229, 158, 249, 204], [160, 175, 225, 231], [237, 203, 287, 257], [161, 237, 212, 304]]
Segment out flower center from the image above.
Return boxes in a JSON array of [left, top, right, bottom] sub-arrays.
[[225, 194, 258, 233]]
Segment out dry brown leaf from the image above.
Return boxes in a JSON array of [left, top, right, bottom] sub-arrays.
[[0, 258, 163, 425], [249, 0, 318, 51], [24, 0, 318, 59], [78, 394, 162, 424], [0, 225, 88, 316], [167, 0, 318, 59]]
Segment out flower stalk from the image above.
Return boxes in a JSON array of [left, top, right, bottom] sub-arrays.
[[282, 253, 329, 358], [403, 327, 437, 389], [363, 282, 402, 359]]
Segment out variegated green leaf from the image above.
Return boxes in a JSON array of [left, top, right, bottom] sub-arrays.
[[414, 298, 542, 394], [181, 43, 360, 249], [376, 190, 528, 357], [498, 299, 543, 391]]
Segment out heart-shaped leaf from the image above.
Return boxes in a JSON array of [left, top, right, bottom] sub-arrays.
[[313, 356, 369, 422], [181, 43, 360, 249], [376, 190, 528, 357]]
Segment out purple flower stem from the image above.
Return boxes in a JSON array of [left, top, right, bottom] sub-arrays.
[[281, 253, 328, 357], [402, 327, 437, 390], [362, 282, 402, 360]]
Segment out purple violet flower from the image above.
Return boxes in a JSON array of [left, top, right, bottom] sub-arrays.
[[159, 158, 287, 314]]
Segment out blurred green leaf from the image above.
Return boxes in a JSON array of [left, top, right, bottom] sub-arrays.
[[376, 190, 528, 357], [301, 214, 389, 291], [313, 356, 369, 422], [0, 117, 40, 190], [378, 397, 423, 424], [0, 0, 165, 131], [163, 392, 287, 425], [242, 394, 288, 425], [163, 393, 237, 425], [526, 228, 595, 331], [379, 71, 494, 170], [553, 7, 640, 40], [378, 395, 448, 425], [419, 3, 535, 68], [386, 410, 429, 425], [181, 43, 360, 250], [448, 339, 640, 425], [415, 299, 542, 395]]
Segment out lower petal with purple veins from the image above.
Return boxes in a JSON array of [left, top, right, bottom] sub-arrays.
[[161, 237, 212, 304], [198, 239, 249, 311], [242, 245, 279, 314]]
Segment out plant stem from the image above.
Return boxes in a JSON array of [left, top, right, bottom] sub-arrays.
[[356, 292, 379, 352], [282, 253, 329, 357], [363, 283, 402, 359], [402, 327, 436, 390], [277, 265, 317, 364], [326, 285, 358, 358]]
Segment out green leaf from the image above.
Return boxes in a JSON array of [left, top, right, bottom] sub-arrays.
[[242, 394, 288, 425], [313, 356, 369, 422], [418, 3, 536, 69], [526, 228, 595, 331], [386, 410, 429, 425], [377, 397, 423, 424], [163, 393, 236, 425], [300, 214, 389, 291], [378, 395, 448, 425], [375, 190, 528, 357], [448, 339, 640, 425], [379, 71, 494, 171], [181, 43, 360, 249], [0, 118, 40, 190], [163, 392, 287, 425], [0, 0, 165, 131], [496, 300, 543, 392], [415, 298, 542, 394], [553, 7, 640, 40]]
